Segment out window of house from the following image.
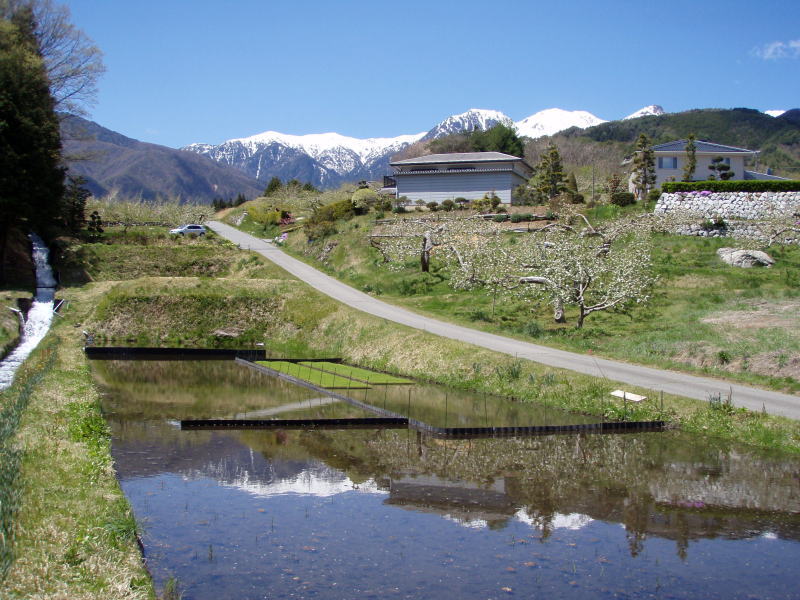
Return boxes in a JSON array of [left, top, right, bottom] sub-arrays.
[[658, 157, 678, 169]]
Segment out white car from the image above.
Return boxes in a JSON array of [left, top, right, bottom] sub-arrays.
[[169, 224, 206, 236]]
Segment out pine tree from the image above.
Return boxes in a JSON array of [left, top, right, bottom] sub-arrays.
[[708, 156, 734, 180], [264, 176, 282, 196], [682, 134, 697, 182], [62, 175, 90, 235], [631, 134, 656, 201], [532, 143, 567, 201]]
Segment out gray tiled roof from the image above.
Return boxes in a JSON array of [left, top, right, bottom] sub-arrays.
[[652, 140, 757, 154], [390, 152, 526, 166]]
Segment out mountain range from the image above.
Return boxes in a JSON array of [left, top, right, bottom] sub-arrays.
[[181, 105, 673, 189], [64, 105, 793, 202]]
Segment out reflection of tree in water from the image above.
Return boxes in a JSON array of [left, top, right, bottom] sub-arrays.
[[296, 428, 800, 558]]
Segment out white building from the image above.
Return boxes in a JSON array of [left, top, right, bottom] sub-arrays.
[[385, 152, 533, 204], [650, 140, 785, 185]]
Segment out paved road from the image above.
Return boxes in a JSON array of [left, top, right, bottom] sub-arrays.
[[210, 221, 800, 419]]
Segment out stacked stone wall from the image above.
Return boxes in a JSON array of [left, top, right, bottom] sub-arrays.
[[655, 191, 800, 219]]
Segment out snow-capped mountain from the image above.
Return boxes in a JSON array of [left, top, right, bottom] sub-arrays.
[[623, 105, 666, 120], [180, 105, 647, 188], [514, 108, 607, 138], [765, 109, 786, 118], [420, 108, 513, 141], [184, 130, 424, 188]]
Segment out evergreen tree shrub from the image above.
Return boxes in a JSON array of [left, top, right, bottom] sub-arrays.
[[611, 192, 636, 206]]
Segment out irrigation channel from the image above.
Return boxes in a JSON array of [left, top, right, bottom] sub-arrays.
[[89, 355, 800, 599], [0, 233, 56, 391]]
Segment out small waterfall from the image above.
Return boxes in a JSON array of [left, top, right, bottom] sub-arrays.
[[0, 233, 56, 391]]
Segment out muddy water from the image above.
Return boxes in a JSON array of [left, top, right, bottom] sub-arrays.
[[94, 361, 800, 599]]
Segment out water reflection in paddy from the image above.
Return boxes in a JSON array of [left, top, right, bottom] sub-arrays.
[[94, 361, 800, 599]]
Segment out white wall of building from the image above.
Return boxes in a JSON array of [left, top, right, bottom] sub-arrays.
[[655, 153, 747, 185], [395, 171, 524, 204]]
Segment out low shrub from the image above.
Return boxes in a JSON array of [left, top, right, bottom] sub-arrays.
[[611, 192, 636, 206], [427, 201, 439, 212], [314, 198, 355, 222], [441, 199, 455, 212], [492, 214, 509, 222], [392, 205, 407, 214], [647, 188, 662, 204], [304, 221, 337, 241], [661, 180, 800, 193]]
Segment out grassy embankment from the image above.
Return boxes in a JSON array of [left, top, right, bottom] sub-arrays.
[[0, 308, 152, 598], [78, 225, 800, 453], [0, 290, 27, 359], [258, 205, 800, 395]]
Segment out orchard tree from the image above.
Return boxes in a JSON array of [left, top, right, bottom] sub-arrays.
[[682, 134, 697, 181], [371, 212, 656, 327], [505, 217, 656, 327], [631, 134, 655, 201]]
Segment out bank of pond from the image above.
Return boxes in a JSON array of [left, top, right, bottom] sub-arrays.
[[90, 359, 800, 599]]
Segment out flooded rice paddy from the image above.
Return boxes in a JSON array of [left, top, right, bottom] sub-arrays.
[[93, 360, 800, 599]]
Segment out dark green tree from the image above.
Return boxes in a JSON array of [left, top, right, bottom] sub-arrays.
[[532, 143, 567, 201], [264, 176, 282, 196], [631, 134, 655, 201], [682, 134, 697, 182], [708, 156, 734, 180], [61, 175, 90, 235], [0, 7, 65, 281], [470, 123, 524, 157]]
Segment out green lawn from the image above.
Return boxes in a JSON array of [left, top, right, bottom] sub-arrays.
[[256, 361, 371, 389], [300, 361, 412, 384]]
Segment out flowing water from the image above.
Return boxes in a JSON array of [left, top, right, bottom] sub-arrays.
[[0, 233, 56, 391], [94, 360, 800, 599]]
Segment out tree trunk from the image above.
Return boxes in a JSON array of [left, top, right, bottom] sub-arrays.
[[553, 299, 565, 323], [420, 231, 433, 273], [576, 306, 586, 328]]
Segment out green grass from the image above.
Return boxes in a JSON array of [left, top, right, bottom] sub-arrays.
[[301, 361, 412, 384], [0, 303, 152, 598], [279, 213, 800, 394], [257, 361, 370, 389], [55, 225, 291, 284], [0, 291, 26, 359]]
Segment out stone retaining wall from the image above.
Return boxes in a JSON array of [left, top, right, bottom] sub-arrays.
[[655, 191, 800, 219]]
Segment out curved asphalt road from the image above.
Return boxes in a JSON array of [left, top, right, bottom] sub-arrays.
[[210, 221, 800, 419]]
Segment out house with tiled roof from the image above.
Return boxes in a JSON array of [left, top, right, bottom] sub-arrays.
[[650, 139, 786, 185], [384, 152, 533, 204]]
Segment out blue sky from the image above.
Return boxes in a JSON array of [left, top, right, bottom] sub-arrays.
[[64, 0, 799, 148]]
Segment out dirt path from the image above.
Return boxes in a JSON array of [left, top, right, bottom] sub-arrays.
[[209, 221, 800, 419]]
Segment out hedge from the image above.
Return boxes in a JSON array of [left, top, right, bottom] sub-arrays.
[[661, 180, 800, 193]]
